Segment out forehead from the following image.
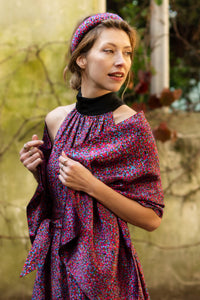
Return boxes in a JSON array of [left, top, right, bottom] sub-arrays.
[[93, 28, 131, 48]]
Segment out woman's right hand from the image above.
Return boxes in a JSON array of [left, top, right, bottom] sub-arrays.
[[19, 134, 44, 177]]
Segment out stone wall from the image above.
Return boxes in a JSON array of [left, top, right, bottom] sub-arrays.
[[0, 0, 106, 298]]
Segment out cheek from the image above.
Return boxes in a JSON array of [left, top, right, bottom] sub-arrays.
[[88, 58, 108, 75]]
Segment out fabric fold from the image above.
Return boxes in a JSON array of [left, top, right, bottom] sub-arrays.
[[20, 219, 51, 277], [21, 219, 63, 277]]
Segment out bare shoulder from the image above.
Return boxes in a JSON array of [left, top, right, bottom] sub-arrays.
[[113, 104, 137, 125], [45, 103, 75, 142]]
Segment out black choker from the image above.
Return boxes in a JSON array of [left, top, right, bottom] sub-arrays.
[[76, 91, 124, 116]]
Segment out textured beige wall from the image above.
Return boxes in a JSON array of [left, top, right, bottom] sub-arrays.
[[0, 1, 106, 299], [0, 0, 105, 45]]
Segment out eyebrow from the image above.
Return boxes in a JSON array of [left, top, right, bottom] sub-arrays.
[[103, 42, 132, 49]]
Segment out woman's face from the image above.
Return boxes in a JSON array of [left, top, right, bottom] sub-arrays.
[[77, 28, 133, 98]]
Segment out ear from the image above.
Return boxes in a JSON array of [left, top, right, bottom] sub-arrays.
[[76, 55, 87, 70]]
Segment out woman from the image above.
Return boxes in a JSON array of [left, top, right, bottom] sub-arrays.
[[20, 13, 164, 299]]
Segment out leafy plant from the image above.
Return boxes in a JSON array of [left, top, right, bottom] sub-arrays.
[[107, 0, 200, 142], [154, 0, 163, 5]]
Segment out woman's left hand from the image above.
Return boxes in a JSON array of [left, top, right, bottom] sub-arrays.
[[58, 151, 95, 193]]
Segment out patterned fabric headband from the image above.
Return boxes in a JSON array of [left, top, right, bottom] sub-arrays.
[[71, 12, 123, 53]]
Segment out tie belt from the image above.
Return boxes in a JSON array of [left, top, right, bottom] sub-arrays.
[[20, 218, 62, 277]]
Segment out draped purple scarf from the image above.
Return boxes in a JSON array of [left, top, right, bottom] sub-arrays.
[[21, 111, 164, 299]]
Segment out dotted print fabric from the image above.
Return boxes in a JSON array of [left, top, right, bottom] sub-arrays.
[[21, 107, 164, 299]]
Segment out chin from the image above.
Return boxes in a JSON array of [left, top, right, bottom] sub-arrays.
[[108, 85, 122, 93]]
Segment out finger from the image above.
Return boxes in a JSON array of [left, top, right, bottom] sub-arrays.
[[61, 151, 71, 163], [59, 162, 65, 172], [32, 134, 39, 141], [58, 174, 67, 186], [59, 156, 69, 166], [26, 140, 44, 149], [23, 152, 41, 166], [20, 150, 31, 163], [22, 147, 44, 165], [26, 157, 43, 172], [59, 152, 74, 165], [29, 151, 43, 162], [20, 147, 43, 162], [20, 144, 30, 155], [59, 168, 68, 180], [28, 147, 44, 159], [59, 163, 69, 176], [62, 151, 67, 158], [58, 173, 74, 188], [20, 140, 44, 154]]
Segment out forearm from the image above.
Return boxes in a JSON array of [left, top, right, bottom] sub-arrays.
[[87, 177, 161, 231]]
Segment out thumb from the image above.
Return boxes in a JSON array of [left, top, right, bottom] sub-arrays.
[[61, 151, 73, 163], [32, 134, 39, 141], [62, 151, 68, 158]]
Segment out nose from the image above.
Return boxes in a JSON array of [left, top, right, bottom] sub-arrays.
[[114, 51, 126, 67]]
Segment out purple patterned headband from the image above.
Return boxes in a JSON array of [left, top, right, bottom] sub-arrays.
[[71, 13, 123, 53]]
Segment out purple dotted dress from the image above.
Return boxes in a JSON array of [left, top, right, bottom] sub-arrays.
[[21, 92, 164, 299]]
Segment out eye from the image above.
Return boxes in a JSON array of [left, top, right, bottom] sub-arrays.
[[124, 51, 132, 57], [103, 49, 114, 53]]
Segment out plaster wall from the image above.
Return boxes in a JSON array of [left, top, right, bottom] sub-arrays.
[[0, 1, 200, 299]]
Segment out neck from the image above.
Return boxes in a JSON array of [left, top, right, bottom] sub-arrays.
[[80, 84, 113, 99], [76, 90, 124, 116]]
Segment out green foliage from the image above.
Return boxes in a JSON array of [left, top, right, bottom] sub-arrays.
[[119, 1, 151, 97], [154, 0, 163, 5], [169, 0, 200, 111], [108, 0, 200, 112]]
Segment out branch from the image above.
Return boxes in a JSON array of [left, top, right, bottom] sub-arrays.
[[163, 146, 200, 194], [0, 41, 67, 65], [39, 40, 68, 51], [18, 119, 44, 141], [163, 170, 185, 193], [172, 18, 200, 60], [36, 48, 62, 106], [166, 186, 200, 202], [0, 115, 45, 158]]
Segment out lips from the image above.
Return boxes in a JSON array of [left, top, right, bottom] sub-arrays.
[[108, 72, 124, 78]]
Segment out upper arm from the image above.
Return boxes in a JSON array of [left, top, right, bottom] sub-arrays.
[[45, 104, 75, 143]]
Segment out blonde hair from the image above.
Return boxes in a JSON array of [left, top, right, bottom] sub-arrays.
[[64, 18, 137, 91]]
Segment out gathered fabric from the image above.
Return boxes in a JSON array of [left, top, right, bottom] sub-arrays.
[[21, 105, 164, 299]]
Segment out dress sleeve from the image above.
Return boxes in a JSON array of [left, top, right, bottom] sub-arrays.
[[26, 123, 53, 243], [117, 114, 165, 217]]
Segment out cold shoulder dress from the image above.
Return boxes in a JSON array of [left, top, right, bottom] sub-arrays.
[[21, 92, 164, 299]]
